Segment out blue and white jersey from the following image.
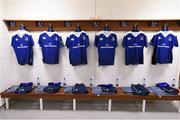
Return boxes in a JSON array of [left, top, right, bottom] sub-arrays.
[[11, 30, 34, 65], [38, 31, 63, 64], [94, 31, 118, 66], [66, 31, 89, 66], [150, 31, 178, 64], [122, 31, 148, 65]]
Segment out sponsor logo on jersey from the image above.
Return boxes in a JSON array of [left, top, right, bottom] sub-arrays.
[[127, 37, 131, 40], [162, 43, 166, 46], [99, 38, 103, 41], [49, 43, 52, 45]]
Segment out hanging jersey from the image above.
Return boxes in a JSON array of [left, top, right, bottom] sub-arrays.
[[66, 31, 89, 66], [94, 31, 118, 66], [38, 32, 64, 64], [150, 31, 178, 64], [11, 30, 34, 65], [122, 31, 148, 65]]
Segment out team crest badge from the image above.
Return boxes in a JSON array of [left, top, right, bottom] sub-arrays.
[[25, 37, 28, 41], [99, 38, 103, 41], [15, 38, 18, 41], [127, 37, 131, 40], [82, 36, 86, 40], [71, 38, 75, 41], [111, 37, 115, 41], [168, 37, 172, 41], [55, 37, 58, 41], [43, 37, 46, 40], [158, 36, 161, 40], [140, 37, 144, 40]]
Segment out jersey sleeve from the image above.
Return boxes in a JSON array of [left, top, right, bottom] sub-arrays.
[[122, 35, 127, 48], [66, 37, 71, 48], [144, 35, 148, 47], [11, 36, 15, 47], [94, 35, 98, 47], [38, 34, 43, 47], [29, 35, 34, 47], [114, 35, 118, 47], [85, 34, 90, 47], [59, 36, 64, 48], [149, 35, 157, 46], [173, 35, 179, 47]]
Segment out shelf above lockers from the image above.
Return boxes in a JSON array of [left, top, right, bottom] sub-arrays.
[[3, 19, 180, 31]]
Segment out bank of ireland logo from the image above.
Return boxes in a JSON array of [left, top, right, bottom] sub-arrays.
[[20, 44, 23, 47], [77, 43, 80, 46], [49, 43, 52, 45], [162, 43, 166, 46], [106, 44, 109, 47]]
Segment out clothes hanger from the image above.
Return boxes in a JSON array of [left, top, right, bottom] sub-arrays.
[[132, 23, 139, 32], [161, 22, 169, 31], [75, 23, 81, 32], [103, 23, 110, 31], [19, 23, 26, 30], [47, 23, 54, 32]]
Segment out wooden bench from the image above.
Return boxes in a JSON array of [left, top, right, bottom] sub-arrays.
[[1, 87, 180, 112]]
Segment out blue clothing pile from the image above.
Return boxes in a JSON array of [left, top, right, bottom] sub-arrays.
[[92, 84, 117, 95], [72, 83, 88, 94], [131, 84, 150, 96], [43, 82, 61, 93], [15, 82, 33, 94]]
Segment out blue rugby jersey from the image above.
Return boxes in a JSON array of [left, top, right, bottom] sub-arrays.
[[11, 30, 34, 65], [38, 32, 63, 64], [122, 31, 148, 65], [66, 31, 89, 66], [94, 31, 118, 66], [150, 31, 178, 64]]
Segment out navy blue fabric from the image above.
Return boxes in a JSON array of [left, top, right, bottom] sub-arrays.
[[98, 84, 117, 94], [122, 32, 148, 65], [66, 32, 89, 66], [95, 32, 118, 65], [11, 34, 34, 65], [156, 83, 179, 95], [131, 84, 149, 96], [72, 83, 88, 94], [156, 82, 170, 87], [43, 82, 61, 93], [38, 32, 63, 64], [15, 82, 33, 94], [150, 31, 179, 64]]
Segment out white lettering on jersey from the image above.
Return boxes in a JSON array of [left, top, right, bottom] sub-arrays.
[[17, 44, 28, 48], [72, 45, 86, 49]]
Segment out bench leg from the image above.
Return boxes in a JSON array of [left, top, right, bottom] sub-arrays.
[[73, 99, 76, 111], [39, 98, 43, 110], [108, 99, 112, 112], [5, 98, 9, 110], [178, 101, 180, 113], [142, 100, 146, 112]]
